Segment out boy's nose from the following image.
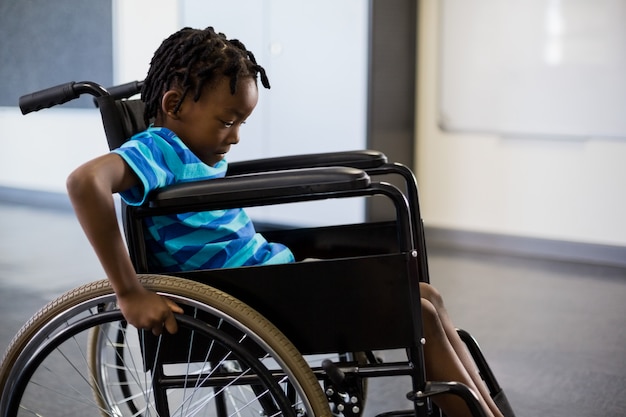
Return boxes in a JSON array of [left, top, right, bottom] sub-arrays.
[[227, 128, 240, 145]]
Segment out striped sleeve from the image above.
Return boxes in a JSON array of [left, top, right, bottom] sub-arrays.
[[112, 132, 172, 206]]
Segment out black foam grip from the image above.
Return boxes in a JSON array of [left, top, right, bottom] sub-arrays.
[[105, 80, 143, 100], [19, 82, 78, 115]]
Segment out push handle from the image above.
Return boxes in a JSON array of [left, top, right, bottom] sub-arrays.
[[19, 82, 79, 115], [19, 81, 109, 115], [105, 80, 143, 100]]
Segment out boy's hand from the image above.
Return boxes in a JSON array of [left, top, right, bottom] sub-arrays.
[[117, 287, 184, 335]]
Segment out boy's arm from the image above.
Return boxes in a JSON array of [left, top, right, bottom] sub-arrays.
[[66, 153, 182, 335]]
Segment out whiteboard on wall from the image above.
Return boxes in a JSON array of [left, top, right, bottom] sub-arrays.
[[439, 0, 626, 139]]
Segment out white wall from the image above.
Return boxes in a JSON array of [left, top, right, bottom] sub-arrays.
[[178, 0, 368, 226], [0, 0, 367, 226], [0, 107, 108, 192], [416, 0, 626, 248], [0, 0, 178, 193]]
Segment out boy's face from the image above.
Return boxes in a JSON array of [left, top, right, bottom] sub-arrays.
[[162, 75, 259, 166]]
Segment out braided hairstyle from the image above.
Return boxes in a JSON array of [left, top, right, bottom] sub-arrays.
[[141, 26, 270, 125]]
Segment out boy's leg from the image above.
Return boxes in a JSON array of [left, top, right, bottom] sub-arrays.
[[420, 283, 504, 417], [421, 298, 495, 417]]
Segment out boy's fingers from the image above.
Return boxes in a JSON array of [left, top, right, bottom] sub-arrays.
[[151, 322, 164, 336], [165, 298, 184, 313], [164, 311, 178, 334], [161, 297, 180, 334]]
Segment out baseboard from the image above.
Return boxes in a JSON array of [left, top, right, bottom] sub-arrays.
[[2, 186, 624, 268], [424, 226, 626, 269], [0, 186, 73, 212]]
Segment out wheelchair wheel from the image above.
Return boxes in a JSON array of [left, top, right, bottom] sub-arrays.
[[0, 275, 330, 417], [89, 317, 370, 417]]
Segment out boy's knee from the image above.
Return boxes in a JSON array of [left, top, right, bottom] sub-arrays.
[[419, 282, 444, 309], [420, 298, 443, 338], [421, 297, 438, 320]]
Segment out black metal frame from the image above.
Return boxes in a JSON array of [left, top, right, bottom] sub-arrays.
[[17, 80, 505, 417]]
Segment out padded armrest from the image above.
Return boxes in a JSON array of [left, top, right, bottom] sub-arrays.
[[227, 150, 387, 176], [148, 166, 370, 210]]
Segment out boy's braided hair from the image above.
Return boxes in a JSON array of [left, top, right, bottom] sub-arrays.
[[142, 26, 270, 125]]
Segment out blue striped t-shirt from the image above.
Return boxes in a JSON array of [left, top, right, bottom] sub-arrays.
[[113, 126, 295, 272]]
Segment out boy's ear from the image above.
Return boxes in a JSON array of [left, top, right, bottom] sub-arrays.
[[161, 90, 183, 120]]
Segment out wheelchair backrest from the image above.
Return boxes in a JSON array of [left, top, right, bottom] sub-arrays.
[[95, 81, 146, 151], [110, 100, 147, 149]]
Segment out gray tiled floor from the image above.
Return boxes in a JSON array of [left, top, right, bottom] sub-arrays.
[[1, 203, 625, 416]]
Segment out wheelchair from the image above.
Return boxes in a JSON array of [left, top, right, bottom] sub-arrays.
[[0, 80, 515, 417]]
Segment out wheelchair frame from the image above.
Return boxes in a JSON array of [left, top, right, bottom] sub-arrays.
[[0, 80, 515, 417]]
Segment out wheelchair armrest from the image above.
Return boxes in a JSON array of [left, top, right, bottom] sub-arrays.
[[148, 166, 370, 210], [226, 150, 387, 176]]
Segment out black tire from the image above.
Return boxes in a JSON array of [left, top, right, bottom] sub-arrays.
[[0, 275, 331, 417]]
